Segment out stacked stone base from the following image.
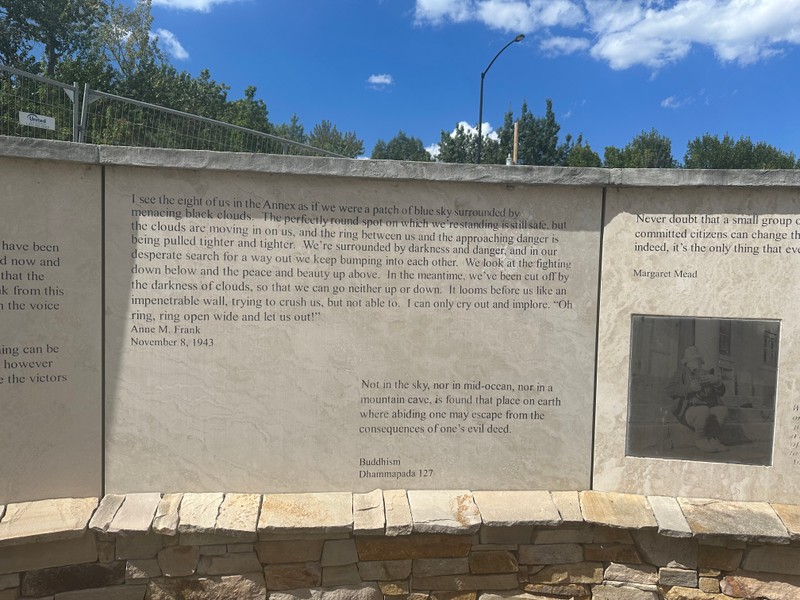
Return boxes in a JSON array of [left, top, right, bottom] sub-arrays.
[[1, 490, 800, 599]]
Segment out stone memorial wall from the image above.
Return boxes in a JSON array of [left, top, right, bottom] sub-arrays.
[[2, 137, 800, 506]]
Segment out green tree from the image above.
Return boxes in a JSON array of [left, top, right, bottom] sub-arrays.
[[1, 0, 107, 76], [371, 131, 432, 161], [307, 120, 363, 157], [684, 133, 797, 169], [272, 114, 306, 144], [604, 129, 676, 168], [565, 134, 602, 167]]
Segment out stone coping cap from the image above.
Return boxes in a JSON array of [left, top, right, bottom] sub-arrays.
[[2, 491, 798, 544], [3, 135, 800, 188], [0, 497, 98, 547]]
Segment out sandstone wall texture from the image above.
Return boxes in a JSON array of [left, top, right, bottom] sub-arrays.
[[1, 491, 800, 600]]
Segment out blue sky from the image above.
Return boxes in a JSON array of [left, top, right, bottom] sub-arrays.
[[145, 0, 800, 161]]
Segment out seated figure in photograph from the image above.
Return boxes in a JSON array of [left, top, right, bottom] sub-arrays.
[[667, 346, 729, 453]]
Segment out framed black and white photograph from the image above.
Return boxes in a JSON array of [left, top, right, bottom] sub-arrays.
[[626, 315, 779, 465]]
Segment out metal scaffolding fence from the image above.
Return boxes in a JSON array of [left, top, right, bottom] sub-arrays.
[[0, 64, 344, 158]]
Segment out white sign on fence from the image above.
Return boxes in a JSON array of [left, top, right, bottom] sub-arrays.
[[19, 112, 56, 131]]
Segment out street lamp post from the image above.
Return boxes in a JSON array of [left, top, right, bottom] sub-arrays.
[[477, 34, 524, 164]]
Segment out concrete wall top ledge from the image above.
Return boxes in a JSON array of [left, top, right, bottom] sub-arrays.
[[4, 135, 800, 188]]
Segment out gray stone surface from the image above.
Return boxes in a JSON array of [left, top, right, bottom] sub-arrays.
[[214, 493, 259, 541], [412, 557, 470, 577], [580, 492, 657, 530], [321, 563, 362, 586], [659, 567, 699, 587], [679, 498, 790, 542], [107, 494, 161, 535], [742, 545, 800, 575], [0, 531, 97, 575], [648, 496, 693, 538], [772, 503, 800, 541], [157, 545, 199, 577], [259, 493, 353, 538], [0, 573, 19, 590], [321, 540, 359, 567], [632, 529, 697, 569], [518, 544, 583, 565], [472, 491, 561, 527], [151, 494, 182, 536], [177, 493, 224, 536], [268, 584, 381, 600], [550, 491, 584, 525], [604, 562, 658, 585], [126, 558, 161, 583], [353, 490, 385, 536], [0, 498, 98, 546], [115, 534, 162, 560], [196, 553, 262, 576], [356, 559, 412, 581], [21, 561, 125, 596], [412, 574, 518, 591], [255, 539, 325, 564], [89, 496, 125, 533], [722, 572, 800, 600], [145, 573, 266, 600], [383, 490, 413, 536], [55, 585, 146, 600], [407, 491, 481, 534], [591, 584, 659, 600]]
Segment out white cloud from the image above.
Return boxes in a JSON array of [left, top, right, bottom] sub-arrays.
[[415, 0, 800, 69], [152, 0, 238, 12], [452, 121, 499, 140], [153, 28, 189, 60], [540, 35, 591, 55], [660, 95, 693, 109], [426, 142, 441, 158], [367, 74, 395, 89]]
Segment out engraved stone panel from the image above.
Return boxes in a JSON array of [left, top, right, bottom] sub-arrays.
[[0, 156, 102, 504], [595, 187, 800, 502], [104, 165, 601, 492]]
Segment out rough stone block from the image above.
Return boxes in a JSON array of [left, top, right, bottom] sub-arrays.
[[258, 493, 352, 539], [664, 586, 729, 599], [722, 571, 800, 600], [321, 540, 359, 567], [583, 544, 641, 564], [264, 562, 322, 590], [151, 494, 182, 536], [115, 534, 162, 560], [742, 545, 800, 575], [107, 494, 161, 535], [659, 567, 699, 587], [523, 583, 590, 597], [697, 544, 742, 571], [356, 534, 472, 561], [0, 498, 98, 546], [472, 491, 561, 527], [412, 574, 519, 591], [268, 584, 381, 600], [580, 491, 657, 530], [197, 553, 262, 576], [227, 543, 254, 553], [478, 525, 532, 544], [383, 490, 412, 537], [407, 491, 481, 535], [0, 531, 97, 575], [214, 493, 260, 541], [54, 585, 146, 599], [633, 529, 697, 568], [0, 574, 17, 591], [519, 543, 583, 565], [468, 551, 517, 574], [321, 564, 361, 586], [531, 528, 593, 544], [0, 590, 16, 600], [198, 545, 227, 556], [592, 526, 635, 544], [126, 559, 161, 584], [21, 561, 125, 596], [604, 562, 657, 585], [550, 491, 583, 525], [528, 561, 603, 584], [772, 503, 800, 541], [353, 490, 385, 536], [648, 496, 693, 538], [177, 493, 224, 536], [591, 584, 658, 600], [89, 496, 125, 533], [157, 545, 199, 577], [679, 498, 790, 543], [412, 557, 470, 577], [699, 576, 721, 593], [379, 579, 409, 595], [145, 573, 267, 600], [356, 559, 412, 581], [255, 540, 324, 564]]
